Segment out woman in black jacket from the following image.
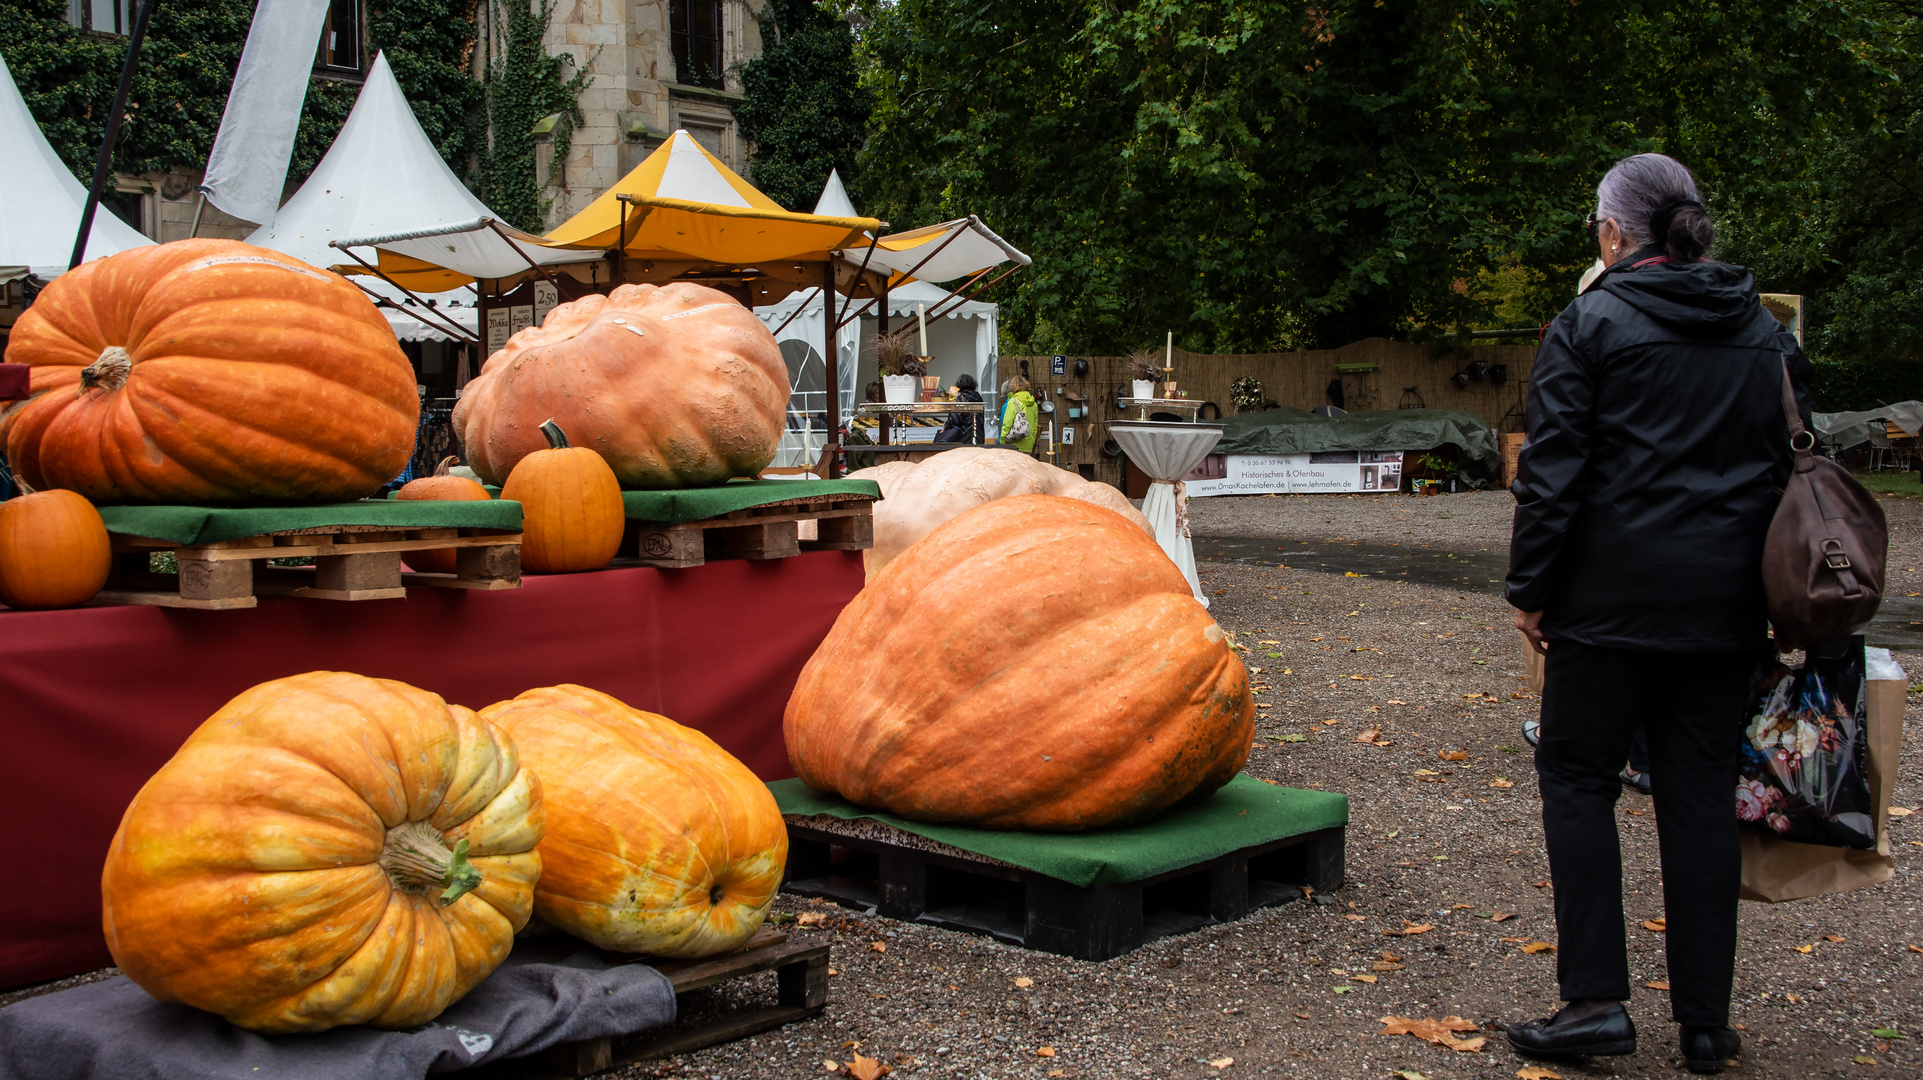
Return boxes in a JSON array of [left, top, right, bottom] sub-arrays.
[[1503, 153, 1810, 1075]]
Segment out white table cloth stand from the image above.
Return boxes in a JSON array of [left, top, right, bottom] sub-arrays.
[[1108, 421, 1223, 607]]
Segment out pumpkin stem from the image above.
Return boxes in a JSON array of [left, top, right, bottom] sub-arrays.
[[433, 455, 459, 476], [538, 418, 570, 449], [78, 346, 132, 395], [378, 821, 484, 906]]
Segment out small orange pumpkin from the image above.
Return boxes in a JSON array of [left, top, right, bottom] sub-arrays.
[[480, 684, 787, 957], [498, 420, 624, 573], [395, 457, 492, 574], [0, 486, 111, 609]]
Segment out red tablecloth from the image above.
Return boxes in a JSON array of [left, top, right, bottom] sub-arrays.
[[0, 552, 864, 989]]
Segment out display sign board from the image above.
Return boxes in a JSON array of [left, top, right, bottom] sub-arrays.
[[533, 281, 558, 325], [485, 308, 511, 353], [1051, 354, 1066, 376], [1183, 451, 1404, 496], [509, 304, 534, 338]]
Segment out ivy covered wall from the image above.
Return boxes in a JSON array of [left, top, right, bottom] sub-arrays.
[[0, 0, 479, 188]]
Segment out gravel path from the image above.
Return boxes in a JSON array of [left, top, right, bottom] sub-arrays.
[[6, 491, 1918, 1080]]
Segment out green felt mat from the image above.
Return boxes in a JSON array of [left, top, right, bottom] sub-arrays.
[[769, 774, 1348, 888], [621, 478, 881, 524], [98, 500, 525, 546]]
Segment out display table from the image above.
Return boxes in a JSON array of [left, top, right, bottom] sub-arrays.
[[1107, 420, 1223, 607], [0, 551, 865, 989]]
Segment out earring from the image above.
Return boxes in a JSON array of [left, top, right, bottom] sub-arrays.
[[1612, 244, 1619, 253]]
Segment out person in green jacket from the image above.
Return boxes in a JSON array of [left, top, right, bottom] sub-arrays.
[[998, 375, 1040, 455]]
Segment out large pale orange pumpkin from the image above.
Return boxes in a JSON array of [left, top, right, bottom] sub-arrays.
[[848, 446, 1153, 580], [499, 420, 624, 572], [0, 239, 417, 504], [480, 684, 787, 957], [396, 457, 493, 573], [785, 494, 1252, 831], [101, 671, 545, 1033], [452, 282, 787, 489], [0, 488, 111, 609]]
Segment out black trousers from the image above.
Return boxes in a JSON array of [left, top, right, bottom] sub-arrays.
[[1536, 640, 1758, 1026]]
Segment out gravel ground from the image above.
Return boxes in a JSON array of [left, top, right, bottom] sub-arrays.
[[6, 491, 1919, 1080]]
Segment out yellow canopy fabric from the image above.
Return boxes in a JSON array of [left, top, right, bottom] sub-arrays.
[[545, 131, 881, 262]]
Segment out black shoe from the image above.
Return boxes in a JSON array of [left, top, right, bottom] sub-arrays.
[[1522, 719, 1541, 748], [1620, 767, 1653, 797], [1505, 1002, 1637, 1058], [1681, 1025, 1741, 1074]]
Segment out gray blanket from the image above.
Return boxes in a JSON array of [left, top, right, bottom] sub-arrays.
[[0, 945, 676, 1080]]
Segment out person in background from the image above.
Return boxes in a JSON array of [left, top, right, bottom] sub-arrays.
[[934, 373, 984, 444], [1503, 153, 1809, 1075], [998, 375, 1039, 456]]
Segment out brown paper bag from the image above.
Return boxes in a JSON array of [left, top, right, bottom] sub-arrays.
[[1739, 677, 1905, 902], [1521, 632, 1545, 694]]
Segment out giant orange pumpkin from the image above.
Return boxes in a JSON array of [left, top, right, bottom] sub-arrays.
[[480, 684, 787, 957], [1, 240, 418, 504], [452, 282, 787, 489], [0, 487, 111, 609], [101, 671, 545, 1033], [785, 495, 1252, 831]]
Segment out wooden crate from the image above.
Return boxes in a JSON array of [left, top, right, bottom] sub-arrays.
[[96, 525, 523, 610], [783, 816, 1345, 962], [618, 496, 874, 571], [499, 928, 830, 1078]]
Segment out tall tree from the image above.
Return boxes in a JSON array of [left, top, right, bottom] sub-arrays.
[[855, 0, 1891, 355], [737, 0, 872, 211]]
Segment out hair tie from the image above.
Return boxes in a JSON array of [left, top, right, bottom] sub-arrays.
[[1649, 198, 1705, 245]]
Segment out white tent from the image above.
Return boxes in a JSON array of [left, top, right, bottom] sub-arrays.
[[0, 51, 154, 277], [246, 52, 592, 340]]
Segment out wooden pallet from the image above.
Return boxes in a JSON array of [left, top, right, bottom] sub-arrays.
[[96, 525, 523, 609], [618, 496, 874, 570], [782, 817, 1345, 962], [489, 928, 830, 1078]]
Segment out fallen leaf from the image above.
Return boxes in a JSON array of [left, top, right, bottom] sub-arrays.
[[1344, 913, 1367, 922], [1492, 912, 1516, 922], [1255, 703, 1272, 709], [1786, 993, 1804, 1003], [1490, 778, 1515, 788], [1647, 981, 1671, 991], [1373, 961, 1404, 971], [841, 1040, 863, 1050], [1522, 941, 1556, 954], [1516, 1069, 1564, 1080], [1258, 640, 1280, 645], [1532, 880, 1552, 888], [1392, 1072, 1429, 1080], [1643, 919, 1667, 932], [870, 941, 886, 952], [1825, 935, 1846, 943], [827, 967, 840, 976], [848, 1053, 890, 1080], [1889, 806, 1914, 817], [1351, 973, 1378, 983], [1452, 903, 1474, 910], [1356, 727, 1383, 743], [1500, 937, 1529, 943], [1294, 1012, 1312, 1020], [1908, 945, 1923, 953], [1401, 923, 1434, 935], [1323, 718, 1341, 725], [1414, 768, 1441, 776], [1387, 699, 1409, 705], [1213, 589, 1227, 596], [1209, 1057, 1234, 1068], [1049, 1073, 1066, 1079], [1279, 733, 1307, 742], [1375, 740, 1395, 747], [1014, 977, 1033, 987], [1331, 985, 1352, 994], [797, 912, 828, 926], [1377, 1015, 1484, 1052], [1035, 1046, 1056, 1057], [1855, 1055, 1878, 1065], [1794, 944, 1814, 954], [1380, 951, 1404, 962], [1870, 1027, 1906, 1039], [1439, 749, 1469, 762], [823, 1061, 840, 1073]]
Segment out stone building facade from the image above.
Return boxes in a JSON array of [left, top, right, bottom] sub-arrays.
[[528, 0, 768, 228]]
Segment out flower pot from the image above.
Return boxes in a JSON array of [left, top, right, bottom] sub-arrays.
[[1132, 379, 1156, 401], [883, 375, 917, 404]]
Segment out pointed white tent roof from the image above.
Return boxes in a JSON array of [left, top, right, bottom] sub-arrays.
[[813, 169, 861, 221], [809, 172, 1029, 285], [0, 51, 154, 276]]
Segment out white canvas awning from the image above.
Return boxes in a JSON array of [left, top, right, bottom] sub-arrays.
[[0, 51, 154, 277], [838, 216, 1029, 285], [333, 217, 602, 290], [383, 302, 480, 342]]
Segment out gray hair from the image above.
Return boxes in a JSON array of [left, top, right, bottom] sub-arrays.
[[1595, 153, 1714, 261]]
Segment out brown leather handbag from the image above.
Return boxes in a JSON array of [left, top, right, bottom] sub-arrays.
[[1763, 358, 1888, 649]]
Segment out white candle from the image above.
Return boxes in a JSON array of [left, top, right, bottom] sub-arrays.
[[918, 304, 928, 356], [1165, 331, 1173, 373]]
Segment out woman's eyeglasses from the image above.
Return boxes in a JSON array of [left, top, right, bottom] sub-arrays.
[[1585, 213, 1602, 240]]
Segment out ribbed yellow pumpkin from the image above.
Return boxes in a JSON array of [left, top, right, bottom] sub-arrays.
[[480, 685, 786, 957], [100, 672, 545, 1033]]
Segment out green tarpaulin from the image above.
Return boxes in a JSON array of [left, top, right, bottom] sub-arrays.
[[97, 500, 524, 546], [621, 479, 881, 524], [1214, 407, 1502, 480], [769, 775, 1349, 888]]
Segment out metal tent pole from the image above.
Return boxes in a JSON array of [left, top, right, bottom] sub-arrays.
[[71, 0, 161, 269], [822, 261, 840, 477]]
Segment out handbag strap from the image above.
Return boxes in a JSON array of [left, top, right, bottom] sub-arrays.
[[1780, 356, 1814, 455]]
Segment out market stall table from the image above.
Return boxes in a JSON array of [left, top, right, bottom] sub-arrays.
[[1119, 397, 1204, 421], [0, 551, 865, 990], [1108, 420, 1223, 607]]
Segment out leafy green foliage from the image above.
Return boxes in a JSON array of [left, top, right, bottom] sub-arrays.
[[2, 0, 477, 191], [472, 0, 592, 232], [854, 0, 1895, 355], [737, 0, 873, 211]]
